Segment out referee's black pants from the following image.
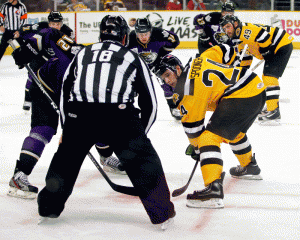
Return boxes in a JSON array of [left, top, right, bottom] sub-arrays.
[[0, 30, 15, 62], [38, 102, 175, 224]]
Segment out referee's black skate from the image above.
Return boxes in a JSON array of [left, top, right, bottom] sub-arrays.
[[230, 155, 263, 180], [186, 172, 225, 209], [7, 171, 38, 199]]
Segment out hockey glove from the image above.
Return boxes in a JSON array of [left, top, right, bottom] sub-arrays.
[[185, 144, 200, 161], [12, 42, 39, 69]]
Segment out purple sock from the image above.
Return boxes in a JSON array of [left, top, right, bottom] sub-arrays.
[[19, 126, 55, 175]]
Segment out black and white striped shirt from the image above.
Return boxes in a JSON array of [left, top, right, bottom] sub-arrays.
[[0, 1, 27, 30], [61, 40, 158, 134]]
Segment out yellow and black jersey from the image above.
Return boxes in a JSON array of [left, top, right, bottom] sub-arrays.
[[200, 44, 236, 65], [201, 43, 252, 69], [235, 23, 294, 61], [173, 56, 265, 147], [234, 22, 272, 48], [252, 23, 294, 53]]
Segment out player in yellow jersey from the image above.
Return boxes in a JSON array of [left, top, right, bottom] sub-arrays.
[[220, 15, 294, 124], [153, 45, 266, 208]]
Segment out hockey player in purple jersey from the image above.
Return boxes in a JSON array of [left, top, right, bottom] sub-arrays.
[[193, 1, 235, 55], [7, 26, 83, 199], [16, 11, 74, 111], [127, 17, 181, 120]]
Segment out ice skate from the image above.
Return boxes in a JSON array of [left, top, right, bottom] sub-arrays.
[[170, 107, 182, 121], [100, 155, 126, 175], [158, 212, 175, 230], [258, 106, 281, 124], [230, 155, 263, 180], [7, 171, 38, 199], [186, 172, 225, 209], [38, 214, 58, 225]]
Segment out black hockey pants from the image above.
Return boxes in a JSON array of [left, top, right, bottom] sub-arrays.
[[37, 102, 175, 224]]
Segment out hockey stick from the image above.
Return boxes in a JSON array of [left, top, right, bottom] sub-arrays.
[[233, 44, 248, 67], [251, 59, 265, 71], [8, 40, 61, 115], [8, 39, 138, 196], [87, 153, 137, 196], [172, 159, 199, 197]]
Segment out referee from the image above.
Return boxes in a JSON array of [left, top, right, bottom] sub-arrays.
[[37, 15, 175, 229], [0, 0, 27, 63]]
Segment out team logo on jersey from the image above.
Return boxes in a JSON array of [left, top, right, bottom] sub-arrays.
[[214, 32, 229, 44], [257, 82, 264, 89], [173, 93, 180, 106], [139, 52, 158, 65], [197, 17, 205, 26], [235, 27, 241, 37]]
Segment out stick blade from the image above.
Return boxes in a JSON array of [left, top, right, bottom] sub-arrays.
[[171, 160, 200, 198], [172, 186, 187, 197]]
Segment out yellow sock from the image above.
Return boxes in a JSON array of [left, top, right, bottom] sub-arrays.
[[201, 164, 223, 186], [198, 131, 223, 186]]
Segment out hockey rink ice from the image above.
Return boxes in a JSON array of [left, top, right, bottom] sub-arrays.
[[0, 49, 299, 239]]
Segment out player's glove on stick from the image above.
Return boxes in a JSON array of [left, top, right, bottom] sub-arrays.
[[11, 41, 39, 69], [185, 144, 200, 161]]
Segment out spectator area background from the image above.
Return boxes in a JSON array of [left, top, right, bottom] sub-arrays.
[[1, 1, 299, 12]]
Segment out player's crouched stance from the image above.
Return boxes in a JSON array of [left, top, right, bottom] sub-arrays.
[[154, 50, 265, 209]]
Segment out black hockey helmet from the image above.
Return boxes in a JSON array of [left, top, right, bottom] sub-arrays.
[[135, 18, 152, 33], [48, 11, 63, 22], [220, 15, 242, 39], [153, 54, 183, 79], [99, 15, 129, 45], [220, 14, 240, 28], [221, 2, 235, 13]]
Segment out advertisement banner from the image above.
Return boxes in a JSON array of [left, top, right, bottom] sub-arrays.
[[75, 10, 300, 48], [3, 11, 299, 51]]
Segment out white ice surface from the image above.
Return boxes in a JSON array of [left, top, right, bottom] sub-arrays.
[[0, 50, 299, 240]]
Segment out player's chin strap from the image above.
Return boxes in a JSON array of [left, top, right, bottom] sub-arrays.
[[233, 43, 248, 67], [8, 39, 138, 196]]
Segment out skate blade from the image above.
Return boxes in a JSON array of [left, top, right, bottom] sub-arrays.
[[186, 198, 224, 209], [38, 214, 59, 225], [231, 174, 263, 180], [159, 217, 174, 230], [258, 119, 281, 126], [38, 217, 49, 225], [7, 187, 37, 199]]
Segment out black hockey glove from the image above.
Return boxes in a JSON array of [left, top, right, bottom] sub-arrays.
[[12, 42, 39, 69], [185, 144, 200, 161]]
